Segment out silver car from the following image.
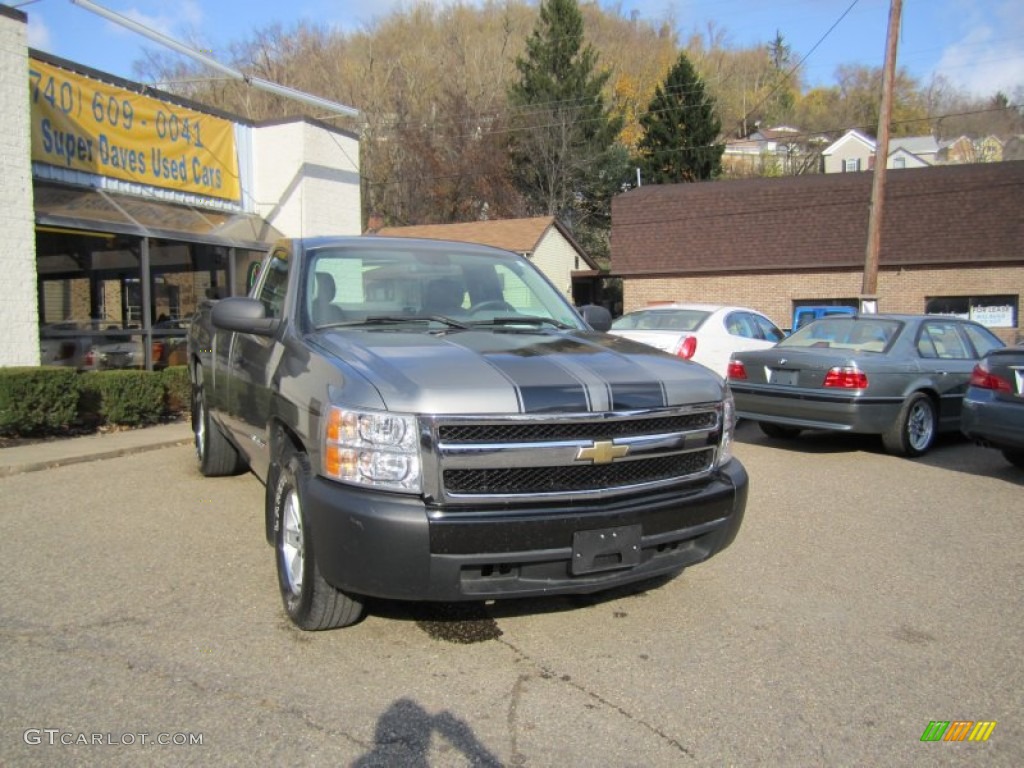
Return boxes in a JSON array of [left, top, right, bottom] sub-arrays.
[[727, 314, 1005, 457]]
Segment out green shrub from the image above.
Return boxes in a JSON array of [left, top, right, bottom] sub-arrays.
[[161, 365, 191, 415], [0, 367, 80, 435], [80, 370, 165, 426]]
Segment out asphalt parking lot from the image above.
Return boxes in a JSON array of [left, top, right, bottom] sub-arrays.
[[1, 422, 1021, 766]]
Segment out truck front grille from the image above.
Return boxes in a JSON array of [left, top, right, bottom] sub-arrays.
[[427, 406, 723, 503], [444, 450, 714, 495], [437, 413, 716, 443]]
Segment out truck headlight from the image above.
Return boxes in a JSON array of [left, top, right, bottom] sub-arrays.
[[323, 406, 421, 492], [717, 390, 736, 467]]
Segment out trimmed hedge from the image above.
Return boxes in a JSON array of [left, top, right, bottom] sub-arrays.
[[0, 365, 192, 436], [80, 370, 166, 426], [0, 367, 80, 435], [161, 365, 191, 415]]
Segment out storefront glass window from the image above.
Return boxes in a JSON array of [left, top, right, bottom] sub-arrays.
[[36, 233, 238, 369]]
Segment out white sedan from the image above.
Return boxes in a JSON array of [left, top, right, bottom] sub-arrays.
[[608, 303, 784, 378]]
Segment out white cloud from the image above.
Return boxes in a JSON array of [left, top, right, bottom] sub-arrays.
[[112, 1, 204, 41], [27, 17, 52, 50], [935, 2, 1024, 96]]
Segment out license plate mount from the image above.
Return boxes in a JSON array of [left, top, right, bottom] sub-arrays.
[[571, 525, 642, 575], [768, 368, 798, 386]]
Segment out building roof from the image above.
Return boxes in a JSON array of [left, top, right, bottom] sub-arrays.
[[891, 135, 939, 156], [887, 147, 931, 166], [611, 160, 1024, 276], [375, 216, 599, 269], [821, 129, 875, 156]]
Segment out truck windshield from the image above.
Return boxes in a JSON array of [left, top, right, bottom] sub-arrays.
[[305, 243, 584, 331]]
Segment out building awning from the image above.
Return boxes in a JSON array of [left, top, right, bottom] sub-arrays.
[[34, 181, 281, 250]]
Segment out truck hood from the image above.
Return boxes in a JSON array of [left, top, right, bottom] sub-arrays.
[[311, 328, 723, 414]]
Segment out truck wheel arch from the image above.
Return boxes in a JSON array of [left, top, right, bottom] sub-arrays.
[[265, 420, 307, 545]]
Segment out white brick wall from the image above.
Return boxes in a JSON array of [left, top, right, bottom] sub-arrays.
[[251, 119, 361, 238], [0, 8, 39, 367]]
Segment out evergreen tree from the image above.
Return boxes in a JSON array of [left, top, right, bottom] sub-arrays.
[[636, 52, 723, 183], [507, 0, 625, 242]]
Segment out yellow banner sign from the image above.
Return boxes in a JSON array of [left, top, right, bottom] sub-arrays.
[[29, 58, 241, 201]]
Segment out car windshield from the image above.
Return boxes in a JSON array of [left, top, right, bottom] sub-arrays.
[[611, 309, 711, 332], [305, 243, 583, 331], [780, 318, 901, 353]]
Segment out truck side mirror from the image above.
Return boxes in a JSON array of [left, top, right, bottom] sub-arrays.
[[211, 297, 281, 337], [579, 305, 613, 332]]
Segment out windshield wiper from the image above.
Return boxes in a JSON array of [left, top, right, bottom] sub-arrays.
[[316, 315, 470, 330], [468, 315, 574, 330]]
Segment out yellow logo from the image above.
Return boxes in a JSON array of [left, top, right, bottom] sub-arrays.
[[576, 440, 629, 464]]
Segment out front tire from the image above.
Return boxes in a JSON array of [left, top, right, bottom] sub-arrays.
[[273, 452, 365, 630], [192, 365, 247, 477], [882, 393, 936, 457], [759, 422, 802, 440]]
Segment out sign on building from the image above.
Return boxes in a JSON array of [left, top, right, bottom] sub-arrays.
[[29, 58, 240, 201]]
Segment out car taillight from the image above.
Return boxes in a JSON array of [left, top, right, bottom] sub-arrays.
[[969, 363, 1011, 392], [727, 360, 747, 380], [675, 336, 697, 359], [823, 366, 868, 389]]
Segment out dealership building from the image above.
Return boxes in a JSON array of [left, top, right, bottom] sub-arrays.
[[0, 5, 361, 369]]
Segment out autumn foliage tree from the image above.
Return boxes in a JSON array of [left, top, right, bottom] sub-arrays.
[[131, 1, 1021, 227]]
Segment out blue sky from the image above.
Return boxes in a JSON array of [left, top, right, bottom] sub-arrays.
[[17, 0, 1024, 97]]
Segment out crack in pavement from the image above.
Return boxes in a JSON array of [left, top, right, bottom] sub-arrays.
[[498, 636, 695, 760]]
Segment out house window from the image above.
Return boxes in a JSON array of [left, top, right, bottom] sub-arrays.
[[925, 295, 1018, 328], [843, 158, 860, 172], [893, 157, 906, 169]]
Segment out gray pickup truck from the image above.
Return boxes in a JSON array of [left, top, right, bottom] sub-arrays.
[[188, 236, 748, 630]]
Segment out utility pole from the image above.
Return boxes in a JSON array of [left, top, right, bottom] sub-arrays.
[[861, 0, 902, 314]]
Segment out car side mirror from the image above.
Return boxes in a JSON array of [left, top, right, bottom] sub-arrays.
[[579, 304, 612, 332], [211, 297, 280, 337]]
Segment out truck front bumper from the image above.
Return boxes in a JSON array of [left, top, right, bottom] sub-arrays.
[[303, 459, 748, 602]]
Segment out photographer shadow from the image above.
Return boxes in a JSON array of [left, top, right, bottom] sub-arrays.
[[353, 698, 502, 767]]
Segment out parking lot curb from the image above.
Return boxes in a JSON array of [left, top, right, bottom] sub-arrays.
[[0, 424, 193, 477]]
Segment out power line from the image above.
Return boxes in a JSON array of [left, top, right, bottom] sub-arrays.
[[735, 0, 860, 135]]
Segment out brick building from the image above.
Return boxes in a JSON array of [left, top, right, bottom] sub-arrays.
[[611, 161, 1023, 341], [0, 6, 37, 366]]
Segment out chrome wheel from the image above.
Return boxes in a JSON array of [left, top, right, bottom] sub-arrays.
[[280, 488, 304, 597], [906, 399, 935, 452]]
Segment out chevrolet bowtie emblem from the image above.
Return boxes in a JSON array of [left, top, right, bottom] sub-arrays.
[[576, 440, 630, 464]]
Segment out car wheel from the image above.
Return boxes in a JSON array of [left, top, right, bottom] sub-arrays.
[[882, 392, 936, 457], [192, 365, 247, 477], [1002, 449, 1024, 470], [759, 422, 802, 440], [273, 451, 365, 630]]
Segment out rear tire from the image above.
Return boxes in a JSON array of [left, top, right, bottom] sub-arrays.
[[192, 364, 247, 477], [273, 451, 365, 630], [1002, 449, 1024, 470], [882, 393, 936, 457], [759, 422, 802, 440]]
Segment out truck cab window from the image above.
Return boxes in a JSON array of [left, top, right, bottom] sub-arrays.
[[257, 253, 290, 320]]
